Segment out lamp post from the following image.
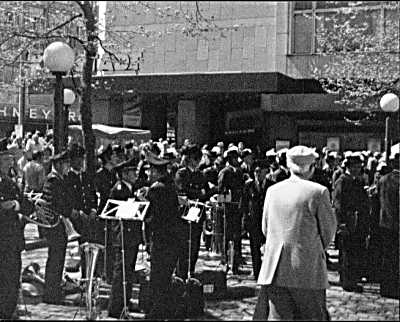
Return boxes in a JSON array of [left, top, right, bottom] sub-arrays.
[[379, 93, 399, 162], [63, 88, 76, 149], [43, 42, 75, 154]]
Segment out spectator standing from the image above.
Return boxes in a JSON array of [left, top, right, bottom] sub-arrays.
[[22, 150, 45, 193], [376, 152, 399, 299], [254, 145, 336, 320]]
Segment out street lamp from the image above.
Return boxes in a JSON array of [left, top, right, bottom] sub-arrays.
[[43, 41, 75, 154], [63, 88, 76, 148], [379, 93, 399, 162]]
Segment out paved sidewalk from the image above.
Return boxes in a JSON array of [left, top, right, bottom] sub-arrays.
[[18, 224, 399, 320]]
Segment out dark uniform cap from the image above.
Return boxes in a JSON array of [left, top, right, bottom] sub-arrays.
[[241, 148, 252, 158], [346, 155, 363, 166], [50, 150, 70, 163], [181, 144, 202, 159], [124, 142, 134, 150], [114, 157, 137, 172], [144, 150, 170, 167]]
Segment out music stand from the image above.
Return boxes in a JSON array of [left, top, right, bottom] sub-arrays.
[[99, 199, 150, 319], [180, 199, 206, 280]]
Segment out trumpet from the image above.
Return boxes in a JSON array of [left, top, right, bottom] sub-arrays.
[[23, 192, 61, 228]]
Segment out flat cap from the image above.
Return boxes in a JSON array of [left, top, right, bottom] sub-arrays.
[[287, 145, 318, 167]]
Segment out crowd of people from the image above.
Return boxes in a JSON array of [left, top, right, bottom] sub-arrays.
[[0, 128, 398, 320]]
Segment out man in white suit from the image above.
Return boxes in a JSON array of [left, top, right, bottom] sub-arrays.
[[255, 145, 337, 321]]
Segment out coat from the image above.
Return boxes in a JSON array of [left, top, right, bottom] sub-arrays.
[[42, 171, 73, 218], [257, 175, 337, 289], [377, 170, 399, 232]]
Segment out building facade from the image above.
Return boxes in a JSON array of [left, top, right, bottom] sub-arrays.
[[95, 1, 397, 151], [1, 1, 397, 152]]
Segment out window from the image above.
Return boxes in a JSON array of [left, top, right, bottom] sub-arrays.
[[291, 1, 395, 54]]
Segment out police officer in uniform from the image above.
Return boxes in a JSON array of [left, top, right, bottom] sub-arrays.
[[40, 150, 73, 304], [94, 145, 118, 282], [143, 150, 183, 320], [218, 145, 245, 274], [0, 141, 34, 319], [333, 154, 370, 292], [175, 144, 210, 279], [108, 158, 143, 318], [64, 144, 98, 279]]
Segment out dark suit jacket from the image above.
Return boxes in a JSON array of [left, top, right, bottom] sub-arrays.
[[145, 175, 182, 245], [65, 170, 98, 214], [242, 179, 266, 236], [332, 173, 369, 233], [42, 171, 73, 219], [377, 170, 399, 232]]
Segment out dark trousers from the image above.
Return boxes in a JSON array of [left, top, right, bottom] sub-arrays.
[[225, 203, 242, 271], [0, 248, 21, 319], [108, 241, 140, 318], [40, 222, 68, 303], [338, 232, 367, 289], [380, 228, 399, 299], [147, 240, 181, 320], [176, 222, 203, 280], [248, 228, 265, 279]]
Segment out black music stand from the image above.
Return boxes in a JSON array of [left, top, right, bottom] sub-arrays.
[[100, 199, 149, 320]]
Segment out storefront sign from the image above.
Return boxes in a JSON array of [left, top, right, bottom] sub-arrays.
[[225, 109, 262, 135], [275, 140, 290, 152], [123, 106, 142, 128], [367, 138, 381, 153], [327, 137, 340, 151]]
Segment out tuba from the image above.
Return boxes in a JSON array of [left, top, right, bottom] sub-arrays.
[[81, 242, 105, 320]]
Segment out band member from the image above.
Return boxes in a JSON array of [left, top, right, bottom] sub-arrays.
[[218, 145, 245, 274], [333, 154, 370, 293], [94, 145, 118, 282], [108, 158, 143, 318], [40, 150, 72, 304], [0, 141, 34, 319], [242, 164, 268, 280], [175, 144, 209, 279], [64, 144, 98, 279], [143, 150, 183, 320]]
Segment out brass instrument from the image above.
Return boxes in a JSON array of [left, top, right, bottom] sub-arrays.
[[81, 242, 104, 320], [24, 191, 81, 242], [23, 192, 61, 228]]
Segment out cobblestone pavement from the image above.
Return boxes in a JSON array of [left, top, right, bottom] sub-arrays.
[[17, 224, 399, 320]]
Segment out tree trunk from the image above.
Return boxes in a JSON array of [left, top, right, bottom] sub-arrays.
[[79, 1, 97, 179]]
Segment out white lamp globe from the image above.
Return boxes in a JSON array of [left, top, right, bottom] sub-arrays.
[[64, 88, 76, 105], [380, 93, 399, 113], [43, 42, 75, 73]]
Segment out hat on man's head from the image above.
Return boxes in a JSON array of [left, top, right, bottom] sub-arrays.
[[286, 145, 318, 173], [265, 149, 276, 157], [112, 144, 124, 155], [144, 149, 170, 167], [223, 145, 239, 158], [181, 144, 202, 159], [345, 153, 364, 166], [241, 148, 252, 158], [50, 150, 70, 163], [114, 157, 137, 173]]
